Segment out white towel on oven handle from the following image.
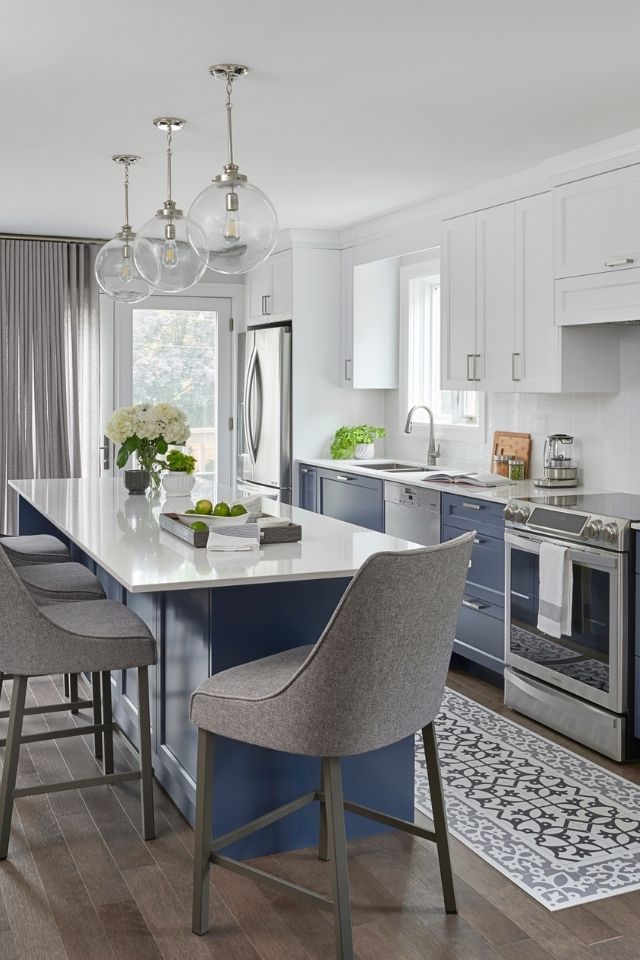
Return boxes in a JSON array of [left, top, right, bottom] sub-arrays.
[[537, 541, 573, 639]]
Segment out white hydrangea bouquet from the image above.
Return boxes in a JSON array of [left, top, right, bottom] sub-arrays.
[[106, 402, 190, 487]]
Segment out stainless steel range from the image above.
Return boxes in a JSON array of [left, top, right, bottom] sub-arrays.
[[503, 492, 640, 761]]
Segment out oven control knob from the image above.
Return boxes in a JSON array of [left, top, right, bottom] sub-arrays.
[[503, 503, 517, 521], [516, 506, 530, 523], [583, 519, 603, 540], [602, 522, 618, 544]]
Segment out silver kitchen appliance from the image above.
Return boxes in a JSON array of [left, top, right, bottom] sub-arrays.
[[534, 433, 578, 488], [236, 322, 292, 503], [383, 482, 441, 545], [503, 492, 640, 760]]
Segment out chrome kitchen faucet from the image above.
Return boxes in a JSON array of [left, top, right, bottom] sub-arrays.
[[404, 405, 440, 466]]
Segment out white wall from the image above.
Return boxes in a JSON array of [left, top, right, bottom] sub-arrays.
[[385, 325, 640, 491]]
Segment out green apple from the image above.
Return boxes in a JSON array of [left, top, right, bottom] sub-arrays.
[[194, 499, 213, 515], [212, 501, 231, 517], [230, 503, 248, 517], [190, 521, 209, 532]]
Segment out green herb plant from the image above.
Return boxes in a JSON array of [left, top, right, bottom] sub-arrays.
[[165, 449, 197, 474], [330, 425, 386, 460]]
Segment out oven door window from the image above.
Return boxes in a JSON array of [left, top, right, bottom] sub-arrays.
[[509, 547, 612, 693]]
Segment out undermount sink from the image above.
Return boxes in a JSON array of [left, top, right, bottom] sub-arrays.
[[355, 462, 427, 472]]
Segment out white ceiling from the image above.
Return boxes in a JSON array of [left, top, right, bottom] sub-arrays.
[[3, 0, 640, 239]]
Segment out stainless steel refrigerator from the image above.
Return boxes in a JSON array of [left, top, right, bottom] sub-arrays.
[[236, 322, 292, 503]]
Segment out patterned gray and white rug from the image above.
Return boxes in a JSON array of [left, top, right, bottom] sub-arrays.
[[415, 688, 640, 911]]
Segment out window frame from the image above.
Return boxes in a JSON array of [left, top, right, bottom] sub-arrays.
[[398, 261, 485, 442]]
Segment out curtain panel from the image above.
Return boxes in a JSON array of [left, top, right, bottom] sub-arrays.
[[0, 239, 100, 533]]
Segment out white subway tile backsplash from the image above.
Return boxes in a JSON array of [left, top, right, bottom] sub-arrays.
[[385, 327, 640, 494]]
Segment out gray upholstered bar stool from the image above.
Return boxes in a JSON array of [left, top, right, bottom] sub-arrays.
[[190, 532, 474, 960], [0, 546, 157, 858], [0, 536, 108, 756]]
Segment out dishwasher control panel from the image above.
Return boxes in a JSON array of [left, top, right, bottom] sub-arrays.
[[383, 481, 440, 512]]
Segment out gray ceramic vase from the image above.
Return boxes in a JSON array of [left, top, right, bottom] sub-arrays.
[[124, 469, 151, 495]]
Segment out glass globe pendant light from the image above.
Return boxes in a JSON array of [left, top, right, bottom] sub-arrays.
[[94, 155, 152, 303], [188, 64, 278, 275], [134, 118, 209, 293]]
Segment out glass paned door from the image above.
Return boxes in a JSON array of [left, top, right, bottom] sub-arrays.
[[101, 293, 233, 485]]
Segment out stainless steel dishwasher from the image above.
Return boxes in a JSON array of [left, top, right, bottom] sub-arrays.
[[383, 482, 441, 545]]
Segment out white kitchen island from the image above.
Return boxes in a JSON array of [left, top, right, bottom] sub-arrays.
[[10, 477, 420, 857]]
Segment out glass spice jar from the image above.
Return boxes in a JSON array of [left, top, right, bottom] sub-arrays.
[[509, 458, 525, 481], [492, 454, 510, 478]]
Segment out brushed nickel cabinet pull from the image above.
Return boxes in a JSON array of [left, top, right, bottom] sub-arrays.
[[466, 353, 474, 381], [512, 352, 520, 382], [462, 599, 488, 611], [462, 501, 481, 510], [604, 257, 635, 267], [474, 354, 482, 381]]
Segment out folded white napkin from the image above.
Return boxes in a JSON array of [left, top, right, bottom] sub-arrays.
[[537, 541, 573, 638], [207, 522, 261, 552]]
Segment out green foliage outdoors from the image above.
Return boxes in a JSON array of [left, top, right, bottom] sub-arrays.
[[132, 309, 216, 429], [330, 425, 386, 460]]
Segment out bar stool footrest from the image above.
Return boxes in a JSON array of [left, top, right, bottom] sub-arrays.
[[13, 769, 143, 799]]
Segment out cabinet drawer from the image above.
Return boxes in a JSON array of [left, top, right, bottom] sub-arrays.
[[442, 493, 505, 537], [453, 599, 505, 670], [317, 469, 383, 532], [443, 523, 505, 607]]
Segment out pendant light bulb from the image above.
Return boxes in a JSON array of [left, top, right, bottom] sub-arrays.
[[134, 118, 209, 293], [94, 156, 153, 304], [188, 64, 278, 275]]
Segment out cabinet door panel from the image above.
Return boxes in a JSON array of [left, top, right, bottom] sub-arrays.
[[318, 470, 383, 531], [270, 250, 292, 317], [515, 193, 559, 392], [248, 262, 272, 320], [441, 214, 476, 389], [555, 164, 640, 279], [476, 204, 515, 391], [298, 463, 317, 512]]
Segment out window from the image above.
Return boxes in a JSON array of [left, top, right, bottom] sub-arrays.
[[402, 265, 481, 433]]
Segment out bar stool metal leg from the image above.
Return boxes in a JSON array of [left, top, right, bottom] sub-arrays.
[[137, 666, 155, 841], [0, 675, 27, 860], [422, 722, 457, 914], [63, 673, 70, 698], [91, 673, 103, 760], [69, 673, 79, 715], [101, 672, 114, 775], [192, 728, 214, 935], [323, 757, 353, 960], [318, 761, 328, 861]]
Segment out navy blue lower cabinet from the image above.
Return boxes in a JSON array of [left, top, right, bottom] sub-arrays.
[[317, 468, 384, 532], [441, 493, 506, 675], [297, 463, 317, 512]]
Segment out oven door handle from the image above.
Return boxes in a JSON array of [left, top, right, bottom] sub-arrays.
[[504, 530, 620, 569]]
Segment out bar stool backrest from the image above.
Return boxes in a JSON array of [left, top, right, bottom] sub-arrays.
[[246, 532, 475, 757]]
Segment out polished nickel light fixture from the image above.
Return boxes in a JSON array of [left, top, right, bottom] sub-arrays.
[[189, 64, 278, 275], [134, 118, 209, 293], [94, 155, 152, 303]]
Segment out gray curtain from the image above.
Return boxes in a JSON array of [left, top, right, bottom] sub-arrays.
[[0, 239, 101, 533]]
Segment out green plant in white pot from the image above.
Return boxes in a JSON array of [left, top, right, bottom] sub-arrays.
[[162, 449, 197, 497], [330, 425, 386, 461]]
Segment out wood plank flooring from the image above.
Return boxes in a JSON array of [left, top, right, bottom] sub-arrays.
[[1, 666, 639, 960]]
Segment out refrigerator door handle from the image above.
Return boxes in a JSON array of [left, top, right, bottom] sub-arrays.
[[251, 353, 264, 460], [244, 347, 258, 464]]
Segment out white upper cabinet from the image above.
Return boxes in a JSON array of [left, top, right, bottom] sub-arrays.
[[247, 249, 292, 322], [476, 203, 515, 391], [514, 193, 559, 392], [441, 193, 620, 394], [554, 164, 640, 279], [341, 254, 399, 389], [441, 213, 477, 388]]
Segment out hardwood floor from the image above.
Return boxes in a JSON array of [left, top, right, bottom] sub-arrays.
[[1, 667, 640, 960]]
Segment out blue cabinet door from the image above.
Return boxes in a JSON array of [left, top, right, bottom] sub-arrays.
[[298, 464, 317, 512], [317, 469, 384, 532]]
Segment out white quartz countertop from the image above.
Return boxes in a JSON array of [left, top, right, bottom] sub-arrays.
[[296, 458, 562, 504], [9, 477, 421, 594]]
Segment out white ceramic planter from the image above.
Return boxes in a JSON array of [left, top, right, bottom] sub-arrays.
[[354, 443, 375, 460], [162, 472, 195, 498]]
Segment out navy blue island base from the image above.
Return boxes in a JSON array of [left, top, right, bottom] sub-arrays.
[[18, 494, 415, 859]]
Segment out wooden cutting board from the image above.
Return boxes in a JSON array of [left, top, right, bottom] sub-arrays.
[[492, 431, 532, 478]]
